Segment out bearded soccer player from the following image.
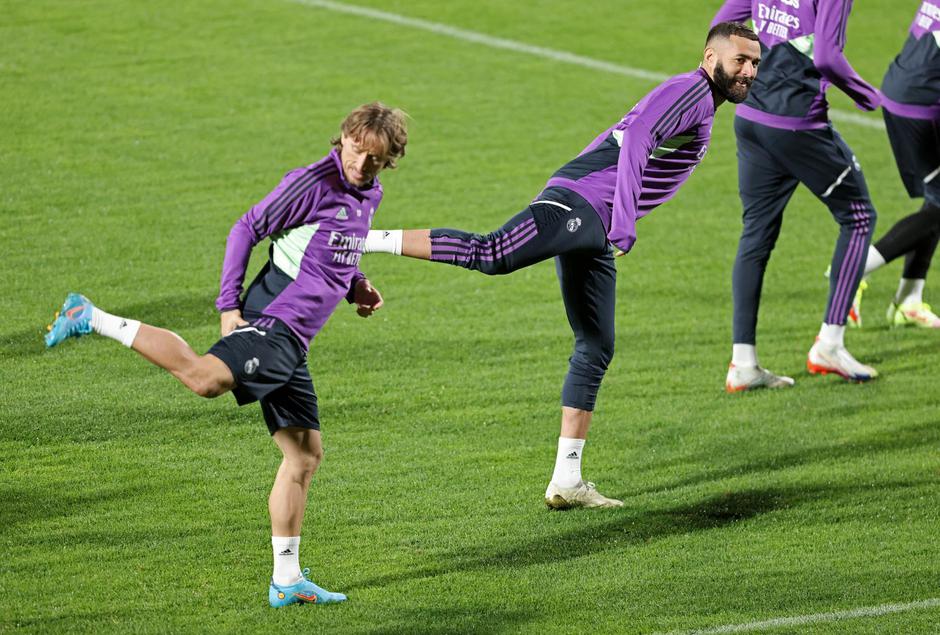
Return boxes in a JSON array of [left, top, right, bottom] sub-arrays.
[[713, 0, 882, 391], [44, 102, 406, 607], [850, 1, 940, 329], [364, 23, 760, 509]]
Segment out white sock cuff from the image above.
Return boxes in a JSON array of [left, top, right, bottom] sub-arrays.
[[731, 343, 758, 367], [896, 278, 925, 305], [818, 323, 845, 346], [365, 229, 403, 255], [91, 307, 141, 348]]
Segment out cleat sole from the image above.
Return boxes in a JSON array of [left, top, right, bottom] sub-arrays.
[[806, 360, 873, 383]]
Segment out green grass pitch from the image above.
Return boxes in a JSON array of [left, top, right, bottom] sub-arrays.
[[2, 0, 939, 632]]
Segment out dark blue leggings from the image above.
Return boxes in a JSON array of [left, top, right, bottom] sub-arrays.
[[732, 118, 877, 344], [429, 192, 616, 411]]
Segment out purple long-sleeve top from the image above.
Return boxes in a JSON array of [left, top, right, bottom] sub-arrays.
[[712, 0, 880, 130], [215, 149, 379, 346], [542, 68, 716, 253]]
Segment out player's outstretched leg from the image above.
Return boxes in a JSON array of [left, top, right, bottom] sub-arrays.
[[45, 292, 235, 397], [45, 293, 98, 347], [365, 199, 608, 276]]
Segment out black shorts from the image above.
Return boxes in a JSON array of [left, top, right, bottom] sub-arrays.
[[207, 318, 319, 435], [883, 110, 940, 206]]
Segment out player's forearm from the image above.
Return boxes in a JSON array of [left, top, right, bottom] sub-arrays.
[[813, 5, 880, 111], [815, 48, 880, 110], [215, 217, 257, 311]]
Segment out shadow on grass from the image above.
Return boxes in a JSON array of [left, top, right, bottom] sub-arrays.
[[2, 292, 217, 360], [632, 420, 940, 497], [351, 477, 933, 598], [348, 487, 786, 592], [0, 482, 158, 536]]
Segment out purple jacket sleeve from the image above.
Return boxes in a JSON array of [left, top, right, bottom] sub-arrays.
[[814, 0, 880, 111], [610, 121, 655, 253], [610, 77, 711, 253], [215, 170, 322, 311], [711, 0, 752, 26]]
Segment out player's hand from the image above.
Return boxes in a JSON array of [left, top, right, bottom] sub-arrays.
[[854, 87, 881, 112], [353, 278, 383, 318], [220, 309, 248, 336]]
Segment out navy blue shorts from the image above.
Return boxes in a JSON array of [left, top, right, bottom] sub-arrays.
[[883, 110, 940, 206], [207, 318, 319, 435]]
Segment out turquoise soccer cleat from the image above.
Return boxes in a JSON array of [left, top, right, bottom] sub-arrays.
[[44, 293, 94, 348], [268, 569, 347, 608]]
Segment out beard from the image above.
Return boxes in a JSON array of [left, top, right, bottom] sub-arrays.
[[714, 62, 752, 104]]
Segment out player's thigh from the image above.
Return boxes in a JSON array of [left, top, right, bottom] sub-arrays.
[[734, 119, 800, 224], [884, 111, 940, 202], [195, 353, 237, 393], [781, 125, 872, 205], [262, 364, 321, 445]]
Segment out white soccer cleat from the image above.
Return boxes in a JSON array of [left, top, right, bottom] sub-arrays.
[[725, 363, 795, 393], [544, 481, 623, 510], [806, 338, 878, 382], [887, 301, 940, 329]]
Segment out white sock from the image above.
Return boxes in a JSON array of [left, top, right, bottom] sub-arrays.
[[272, 536, 303, 586], [864, 245, 886, 275], [91, 307, 141, 348], [551, 437, 585, 488], [364, 229, 402, 255], [818, 323, 845, 347], [895, 278, 925, 306], [731, 343, 758, 367]]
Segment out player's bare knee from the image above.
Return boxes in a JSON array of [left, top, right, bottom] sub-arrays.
[[181, 375, 220, 398], [286, 451, 321, 482]]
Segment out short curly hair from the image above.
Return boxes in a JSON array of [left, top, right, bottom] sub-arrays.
[[706, 21, 759, 45], [331, 102, 408, 169]]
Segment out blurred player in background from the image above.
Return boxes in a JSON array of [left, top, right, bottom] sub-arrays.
[[44, 103, 405, 608], [713, 0, 882, 391], [850, 1, 940, 329], [365, 23, 761, 509]]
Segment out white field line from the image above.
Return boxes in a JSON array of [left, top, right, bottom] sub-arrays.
[[289, 0, 885, 130], [658, 598, 940, 634]]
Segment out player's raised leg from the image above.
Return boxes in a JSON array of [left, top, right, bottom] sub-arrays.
[[267, 426, 346, 607], [45, 292, 235, 397], [365, 196, 604, 275], [545, 250, 622, 510]]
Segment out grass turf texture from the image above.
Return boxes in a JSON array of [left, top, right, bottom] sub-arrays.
[[2, 0, 939, 632]]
